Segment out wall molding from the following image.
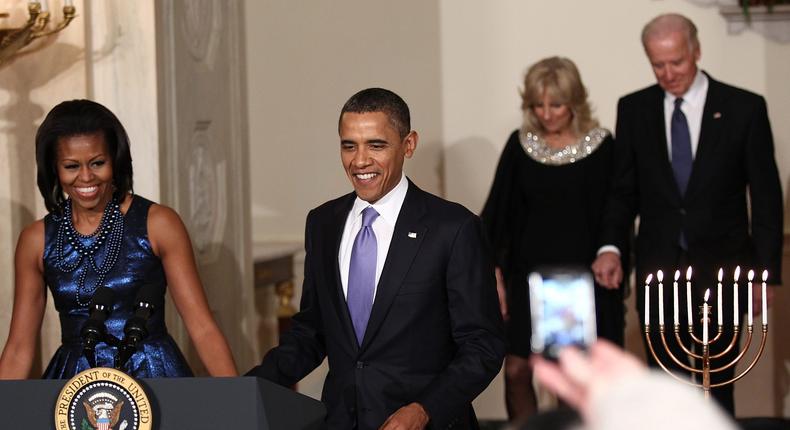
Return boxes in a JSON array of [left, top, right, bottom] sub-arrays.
[[720, 4, 790, 22], [719, 4, 790, 42]]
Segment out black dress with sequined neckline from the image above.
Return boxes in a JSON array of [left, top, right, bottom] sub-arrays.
[[482, 129, 625, 356]]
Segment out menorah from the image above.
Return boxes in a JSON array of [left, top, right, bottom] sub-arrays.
[[643, 267, 769, 399]]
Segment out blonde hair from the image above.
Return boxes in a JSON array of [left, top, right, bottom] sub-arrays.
[[520, 56, 598, 136]]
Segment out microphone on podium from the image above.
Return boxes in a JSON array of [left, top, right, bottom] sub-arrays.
[[81, 287, 115, 368], [117, 283, 162, 370]]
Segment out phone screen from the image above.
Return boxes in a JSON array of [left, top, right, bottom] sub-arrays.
[[529, 268, 597, 358]]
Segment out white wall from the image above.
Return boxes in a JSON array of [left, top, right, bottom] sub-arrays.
[[247, 0, 443, 242]]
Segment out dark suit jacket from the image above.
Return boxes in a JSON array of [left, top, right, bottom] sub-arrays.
[[601, 72, 783, 291], [248, 180, 505, 430]]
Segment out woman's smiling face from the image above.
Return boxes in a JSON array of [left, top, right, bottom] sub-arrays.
[[56, 132, 115, 212]]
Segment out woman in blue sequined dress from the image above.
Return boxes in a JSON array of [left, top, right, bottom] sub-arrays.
[[0, 100, 237, 379]]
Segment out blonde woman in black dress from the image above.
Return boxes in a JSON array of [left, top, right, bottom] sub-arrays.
[[482, 57, 624, 424]]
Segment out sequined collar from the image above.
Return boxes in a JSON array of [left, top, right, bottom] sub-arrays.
[[519, 127, 610, 165]]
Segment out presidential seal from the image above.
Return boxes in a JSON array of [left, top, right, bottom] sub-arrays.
[[55, 367, 152, 430]]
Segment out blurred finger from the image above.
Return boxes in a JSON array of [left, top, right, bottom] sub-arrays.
[[532, 356, 585, 409], [601, 269, 618, 290], [558, 347, 593, 387], [592, 266, 605, 285], [612, 266, 623, 287], [589, 340, 645, 377]]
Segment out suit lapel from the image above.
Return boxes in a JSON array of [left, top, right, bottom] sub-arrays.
[[323, 193, 359, 350], [360, 181, 427, 350], [648, 86, 681, 200], [686, 74, 724, 200]]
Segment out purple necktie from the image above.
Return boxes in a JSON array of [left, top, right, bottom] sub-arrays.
[[347, 206, 379, 345]]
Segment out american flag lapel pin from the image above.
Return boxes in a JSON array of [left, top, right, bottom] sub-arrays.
[[408, 232, 417, 238]]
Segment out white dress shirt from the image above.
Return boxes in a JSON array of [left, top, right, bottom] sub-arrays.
[[663, 70, 708, 160], [338, 174, 408, 299]]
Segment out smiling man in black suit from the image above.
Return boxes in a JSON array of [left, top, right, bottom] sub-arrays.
[[248, 88, 505, 429], [592, 13, 783, 414]]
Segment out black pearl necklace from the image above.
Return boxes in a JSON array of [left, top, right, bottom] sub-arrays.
[[55, 195, 125, 307]]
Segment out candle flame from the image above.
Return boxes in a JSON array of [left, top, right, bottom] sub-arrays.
[[762, 270, 768, 282], [734, 266, 741, 281], [645, 273, 653, 284], [686, 266, 692, 280], [674, 270, 680, 281], [704, 288, 710, 302], [748, 270, 754, 281], [717, 268, 723, 282], [657, 270, 663, 282]]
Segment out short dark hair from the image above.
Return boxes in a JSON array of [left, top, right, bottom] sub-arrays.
[[339, 88, 411, 139], [35, 99, 134, 214]]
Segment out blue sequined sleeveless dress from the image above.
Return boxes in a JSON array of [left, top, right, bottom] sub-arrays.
[[42, 195, 193, 379]]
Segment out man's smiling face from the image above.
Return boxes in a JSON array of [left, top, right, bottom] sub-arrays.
[[339, 111, 416, 203]]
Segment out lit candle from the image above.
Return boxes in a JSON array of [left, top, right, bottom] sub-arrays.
[[686, 267, 693, 326], [733, 266, 740, 326], [761, 270, 768, 326], [673, 270, 680, 325], [717, 268, 723, 327], [703, 289, 711, 345], [747, 270, 754, 326], [657, 270, 664, 325], [644, 274, 653, 327]]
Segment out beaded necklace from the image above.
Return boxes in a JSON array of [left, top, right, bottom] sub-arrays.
[[55, 195, 125, 306]]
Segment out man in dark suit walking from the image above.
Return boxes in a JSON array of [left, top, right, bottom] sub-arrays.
[[248, 88, 505, 429], [592, 13, 782, 414]]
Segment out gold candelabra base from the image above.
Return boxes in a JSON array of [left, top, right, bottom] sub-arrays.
[[0, 2, 76, 66], [645, 321, 768, 398], [643, 267, 769, 398]]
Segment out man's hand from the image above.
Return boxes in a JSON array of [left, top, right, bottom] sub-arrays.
[[495, 267, 509, 321], [379, 402, 429, 430], [591, 252, 622, 289]]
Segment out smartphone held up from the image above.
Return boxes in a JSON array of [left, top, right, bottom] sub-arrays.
[[529, 267, 597, 359]]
